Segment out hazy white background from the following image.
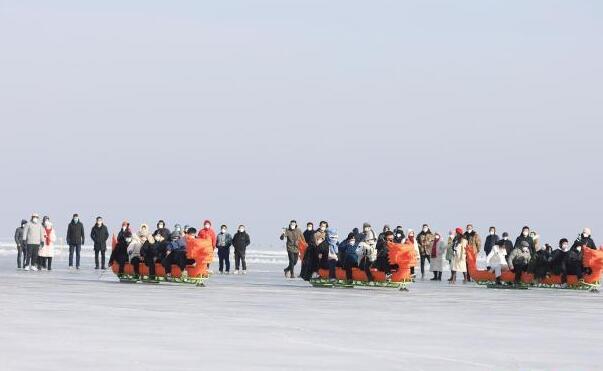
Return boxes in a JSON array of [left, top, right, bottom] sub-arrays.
[[1, 1, 601, 247]]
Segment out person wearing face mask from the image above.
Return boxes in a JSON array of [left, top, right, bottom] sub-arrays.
[[571, 227, 596, 250], [499, 232, 514, 262], [449, 228, 468, 284], [564, 240, 585, 286], [280, 220, 303, 278], [91, 216, 110, 270], [403, 229, 419, 277], [429, 232, 446, 281], [483, 227, 499, 258], [14, 219, 28, 269], [508, 241, 532, 285], [299, 222, 316, 280], [320, 228, 339, 281], [486, 240, 509, 285], [340, 233, 358, 283], [151, 221, 171, 265], [198, 220, 217, 272], [463, 224, 481, 282], [529, 242, 550, 283], [393, 226, 405, 244], [377, 225, 392, 247], [232, 225, 251, 274], [22, 213, 45, 271], [374, 230, 394, 278], [515, 226, 535, 256], [417, 224, 435, 280], [216, 225, 233, 274], [66, 213, 85, 270], [38, 218, 56, 271], [109, 223, 133, 276], [162, 230, 189, 279]]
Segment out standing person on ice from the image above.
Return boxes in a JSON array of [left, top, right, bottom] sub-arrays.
[[22, 213, 45, 271], [198, 220, 217, 272], [90, 216, 109, 270], [417, 224, 435, 280], [232, 225, 250, 274], [299, 222, 315, 279], [14, 219, 27, 269], [463, 224, 481, 282], [216, 225, 233, 274], [508, 241, 531, 285], [449, 227, 468, 284], [486, 240, 509, 285], [483, 226, 499, 258], [429, 232, 446, 281], [280, 220, 303, 278], [38, 217, 56, 271], [571, 227, 596, 250], [66, 213, 85, 270]]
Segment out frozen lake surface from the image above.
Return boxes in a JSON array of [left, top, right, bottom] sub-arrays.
[[1, 251, 602, 371]]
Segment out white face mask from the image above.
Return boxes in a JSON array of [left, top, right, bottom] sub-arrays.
[[523, 231, 529, 237], [364, 228, 370, 232], [221, 229, 227, 233], [562, 244, 569, 251], [204, 224, 211, 229], [467, 229, 473, 233], [122, 226, 127, 231], [349, 240, 356, 245], [503, 237, 508, 241], [422, 228, 428, 233], [320, 226, 326, 232], [396, 234, 402, 238], [158, 224, 164, 229], [125, 237, 132, 243], [290, 224, 296, 229], [489, 231, 495, 235], [576, 246, 582, 252], [32, 218, 39, 224], [239, 228, 245, 233], [307, 226, 313, 231], [73, 218, 79, 223]]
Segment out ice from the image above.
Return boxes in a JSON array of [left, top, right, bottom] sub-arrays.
[[1, 250, 602, 371]]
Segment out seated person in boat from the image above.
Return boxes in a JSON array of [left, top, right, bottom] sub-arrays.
[[162, 230, 189, 278], [486, 240, 509, 285], [357, 241, 376, 282], [374, 230, 394, 278], [529, 243, 550, 282], [320, 228, 339, 281], [339, 233, 358, 283], [508, 241, 531, 285], [108, 223, 133, 276]]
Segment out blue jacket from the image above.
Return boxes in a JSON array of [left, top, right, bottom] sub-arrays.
[[167, 238, 186, 253], [327, 229, 339, 260]]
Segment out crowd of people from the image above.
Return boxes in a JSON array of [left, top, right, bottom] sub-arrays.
[[280, 220, 598, 287], [14, 214, 251, 276]]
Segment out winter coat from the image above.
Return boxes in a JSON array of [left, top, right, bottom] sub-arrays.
[[14, 225, 25, 247], [216, 232, 233, 249], [167, 238, 186, 253], [327, 229, 339, 261], [232, 231, 251, 252], [198, 220, 217, 248], [567, 246, 584, 263], [508, 246, 531, 270], [303, 229, 315, 247], [417, 230, 435, 257], [483, 234, 500, 255], [571, 234, 596, 250], [499, 239, 514, 258], [464, 231, 482, 253], [339, 240, 358, 263], [360, 228, 377, 249], [153, 227, 171, 243], [356, 242, 377, 263], [280, 227, 303, 253], [486, 245, 508, 267], [67, 221, 85, 246], [451, 237, 468, 272], [91, 224, 110, 251], [109, 230, 132, 265], [429, 239, 446, 272], [22, 221, 45, 245], [127, 236, 144, 260], [39, 226, 56, 257], [515, 235, 535, 256]]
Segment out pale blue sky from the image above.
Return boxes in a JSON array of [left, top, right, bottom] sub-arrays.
[[1, 1, 601, 247]]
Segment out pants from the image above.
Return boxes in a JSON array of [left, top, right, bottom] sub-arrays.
[[40, 257, 53, 270], [116, 254, 128, 274], [491, 263, 507, 278], [217, 246, 230, 272], [130, 257, 141, 275], [375, 255, 391, 274], [513, 262, 528, 283], [38, 256, 46, 268], [284, 251, 299, 277], [344, 256, 358, 281], [420, 255, 430, 275], [328, 260, 337, 279], [69, 244, 81, 268], [24, 244, 39, 267], [561, 260, 583, 283], [143, 251, 157, 277], [17, 244, 25, 268], [94, 249, 106, 269], [163, 251, 187, 275], [234, 249, 246, 271], [359, 257, 373, 282]]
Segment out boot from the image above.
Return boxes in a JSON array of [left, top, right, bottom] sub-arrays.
[[430, 273, 437, 281]]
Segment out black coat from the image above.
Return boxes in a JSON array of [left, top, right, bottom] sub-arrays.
[[303, 230, 315, 247], [484, 234, 500, 255], [67, 221, 85, 246], [232, 231, 251, 252], [571, 234, 596, 250], [90, 224, 109, 251]]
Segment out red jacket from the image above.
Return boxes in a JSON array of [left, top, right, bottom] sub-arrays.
[[197, 220, 217, 248]]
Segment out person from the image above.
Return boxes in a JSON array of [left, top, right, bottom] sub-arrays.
[[357, 241, 376, 282], [322, 228, 339, 281], [152, 220, 171, 263], [173, 224, 183, 237], [339, 233, 358, 283], [530, 231, 542, 252], [530, 243, 550, 282], [90, 216, 110, 270], [374, 230, 394, 277], [486, 240, 508, 285], [417, 224, 434, 280], [37, 216, 51, 269], [198, 220, 217, 271], [163, 230, 189, 279], [499, 232, 514, 261], [571, 227, 596, 250], [22, 213, 45, 271], [483, 226, 499, 257], [127, 229, 144, 278], [377, 225, 392, 246], [14, 219, 27, 269], [38, 218, 56, 270], [515, 226, 535, 256], [232, 225, 250, 274], [66, 213, 85, 270], [280, 220, 303, 278], [464, 224, 481, 281], [404, 229, 419, 276], [108, 224, 133, 276], [303, 222, 315, 249], [216, 225, 233, 274], [449, 227, 468, 284], [549, 239, 568, 276], [299, 222, 316, 280], [565, 241, 585, 285], [393, 226, 405, 243], [429, 232, 446, 281], [508, 241, 531, 285]]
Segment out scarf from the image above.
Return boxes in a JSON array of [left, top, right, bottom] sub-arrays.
[[431, 237, 440, 258], [44, 227, 52, 246]]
